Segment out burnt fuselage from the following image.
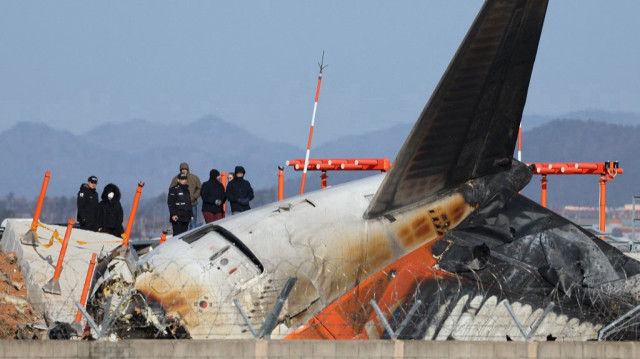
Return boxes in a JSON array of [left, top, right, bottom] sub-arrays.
[[110, 172, 482, 339]]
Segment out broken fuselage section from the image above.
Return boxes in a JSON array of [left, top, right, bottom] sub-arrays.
[[87, 162, 530, 339]]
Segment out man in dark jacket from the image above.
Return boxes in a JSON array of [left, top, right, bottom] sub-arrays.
[[98, 183, 124, 238], [201, 169, 226, 223], [168, 173, 193, 236], [226, 166, 254, 214], [169, 162, 201, 230], [77, 175, 100, 231]]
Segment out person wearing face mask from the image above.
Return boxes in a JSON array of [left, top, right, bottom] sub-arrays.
[[201, 169, 226, 223], [98, 183, 124, 237]]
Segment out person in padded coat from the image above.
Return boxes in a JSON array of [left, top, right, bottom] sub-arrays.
[[201, 169, 226, 223], [225, 166, 254, 214], [98, 183, 124, 237], [168, 172, 193, 236], [77, 175, 100, 231]]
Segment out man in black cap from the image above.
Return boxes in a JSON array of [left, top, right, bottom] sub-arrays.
[[226, 166, 254, 214], [169, 162, 202, 229], [77, 175, 100, 231], [168, 172, 193, 236]]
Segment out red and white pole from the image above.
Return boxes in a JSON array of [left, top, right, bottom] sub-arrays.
[[300, 52, 327, 195], [517, 124, 522, 161]]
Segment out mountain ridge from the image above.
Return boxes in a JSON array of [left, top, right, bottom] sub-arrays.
[[1, 110, 638, 208]]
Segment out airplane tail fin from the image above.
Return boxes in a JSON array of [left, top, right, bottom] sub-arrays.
[[365, 0, 548, 219]]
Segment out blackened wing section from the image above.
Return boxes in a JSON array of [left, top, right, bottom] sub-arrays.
[[395, 188, 640, 340]]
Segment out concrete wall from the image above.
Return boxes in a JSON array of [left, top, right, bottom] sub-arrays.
[[0, 340, 637, 359]]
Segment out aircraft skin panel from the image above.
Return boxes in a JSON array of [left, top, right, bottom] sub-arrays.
[[287, 183, 640, 340], [116, 174, 477, 338], [364, 0, 549, 219]]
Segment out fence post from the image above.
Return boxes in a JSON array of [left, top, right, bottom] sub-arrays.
[[75, 253, 97, 322], [43, 218, 74, 295], [320, 170, 327, 189], [278, 166, 284, 201], [503, 301, 554, 340], [22, 171, 51, 246], [159, 231, 167, 245], [233, 277, 297, 339], [599, 175, 607, 235], [123, 182, 145, 247], [540, 175, 547, 208]]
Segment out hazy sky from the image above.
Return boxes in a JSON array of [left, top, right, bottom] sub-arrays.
[[1, 1, 639, 146]]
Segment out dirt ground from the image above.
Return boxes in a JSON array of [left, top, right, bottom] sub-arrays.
[[0, 249, 45, 339]]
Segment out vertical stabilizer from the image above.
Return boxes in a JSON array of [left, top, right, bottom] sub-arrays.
[[365, 0, 548, 219]]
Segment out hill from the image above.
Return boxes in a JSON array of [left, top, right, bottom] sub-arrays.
[[1, 110, 639, 210], [0, 117, 302, 200]]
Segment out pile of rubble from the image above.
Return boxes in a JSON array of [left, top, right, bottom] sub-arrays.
[[0, 249, 45, 339]]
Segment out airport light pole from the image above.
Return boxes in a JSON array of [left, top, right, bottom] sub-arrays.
[[300, 52, 327, 195]]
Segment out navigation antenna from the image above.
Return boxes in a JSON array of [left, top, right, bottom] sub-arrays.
[[300, 51, 328, 195]]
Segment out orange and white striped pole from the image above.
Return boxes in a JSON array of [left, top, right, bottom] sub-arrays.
[[300, 52, 327, 195], [517, 124, 522, 161]]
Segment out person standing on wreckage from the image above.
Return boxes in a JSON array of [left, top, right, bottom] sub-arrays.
[[169, 162, 202, 229], [201, 169, 226, 223], [77, 175, 100, 231], [225, 166, 254, 214], [97, 183, 124, 238], [168, 172, 193, 236]]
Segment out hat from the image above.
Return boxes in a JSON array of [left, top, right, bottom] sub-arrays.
[[88, 176, 98, 184], [234, 166, 246, 175], [179, 162, 190, 171], [178, 172, 188, 180], [209, 169, 220, 179]]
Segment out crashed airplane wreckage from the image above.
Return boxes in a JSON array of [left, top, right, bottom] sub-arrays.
[[84, 0, 640, 340]]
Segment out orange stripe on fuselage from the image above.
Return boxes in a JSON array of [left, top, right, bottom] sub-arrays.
[[285, 242, 451, 339]]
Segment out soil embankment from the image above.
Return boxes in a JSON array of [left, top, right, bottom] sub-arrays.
[[0, 249, 43, 339]]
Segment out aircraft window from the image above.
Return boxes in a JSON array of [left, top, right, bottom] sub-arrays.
[[275, 203, 293, 212], [273, 199, 315, 213], [209, 245, 230, 261], [181, 225, 264, 273]]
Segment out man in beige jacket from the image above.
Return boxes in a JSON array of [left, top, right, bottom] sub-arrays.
[[169, 162, 202, 229]]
